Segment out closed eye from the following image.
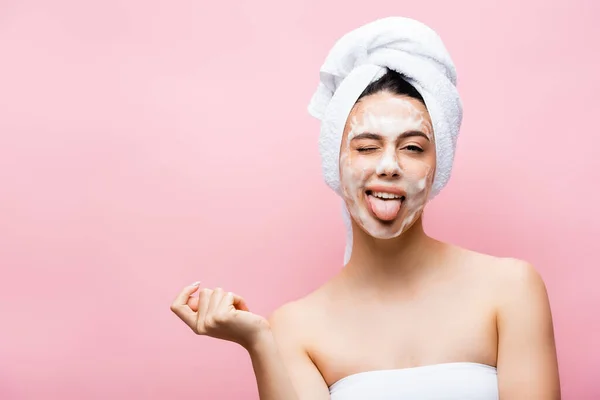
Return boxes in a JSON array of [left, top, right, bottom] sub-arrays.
[[357, 147, 378, 153]]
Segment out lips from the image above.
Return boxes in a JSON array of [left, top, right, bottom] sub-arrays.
[[365, 185, 406, 198]]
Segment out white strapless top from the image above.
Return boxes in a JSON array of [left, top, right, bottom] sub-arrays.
[[329, 362, 498, 399]]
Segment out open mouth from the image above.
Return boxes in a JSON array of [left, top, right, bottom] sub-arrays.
[[366, 190, 406, 201], [365, 190, 405, 222]]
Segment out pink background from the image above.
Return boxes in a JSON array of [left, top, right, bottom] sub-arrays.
[[1, 0, 598, 398]]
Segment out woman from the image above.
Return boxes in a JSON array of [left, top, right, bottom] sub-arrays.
[[170, 17, 560, 399]]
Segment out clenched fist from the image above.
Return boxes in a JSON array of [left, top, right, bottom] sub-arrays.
[[170, 282, 270, 350]]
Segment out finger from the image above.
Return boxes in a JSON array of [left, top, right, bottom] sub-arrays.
[[172, 305, 197, 330], [170, 282, 201, 329], [198, 288, 212, 322], [231, 293, 250, 312], [207, 288, 226, 316], [172, 281, 201, 307], [216, 291, 235, 315], [187, 296, 199, 312]]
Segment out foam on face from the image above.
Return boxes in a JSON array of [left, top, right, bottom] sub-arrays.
[[339, 94, 435, 239]]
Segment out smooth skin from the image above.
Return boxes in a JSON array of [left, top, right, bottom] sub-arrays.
[[171, 92, 561, 399]]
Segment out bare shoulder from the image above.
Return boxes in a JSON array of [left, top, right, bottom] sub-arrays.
[[267, 284, 330, 344], [462, 254, 561, 397], [451, 247, 551, 316], [489, 257, 553, 319], [265, 287, 334, 398], [458, 247, 547, 291], [482, 254, 548, 301], [488, 255, 543, 282], [458, 248, 553, 320], [268, 298, 309, 338]]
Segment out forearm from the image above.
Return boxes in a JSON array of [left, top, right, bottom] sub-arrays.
[[247, 331, 300, 400]]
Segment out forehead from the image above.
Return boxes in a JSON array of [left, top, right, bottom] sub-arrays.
[[345, 92, 432, 135]]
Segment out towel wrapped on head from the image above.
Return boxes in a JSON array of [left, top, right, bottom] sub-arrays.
[[307, 16, 463, 264]]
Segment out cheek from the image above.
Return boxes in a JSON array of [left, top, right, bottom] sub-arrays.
[[340, 154, 375, 191], [403, 161, 435, 196], [403, 160, 432, 179]]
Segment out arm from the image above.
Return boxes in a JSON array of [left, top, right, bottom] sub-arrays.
[[170, 285, 330, 400], [248, 305, 330, 400], [248, 329, 330, 400], [496, 261, 561, 399]]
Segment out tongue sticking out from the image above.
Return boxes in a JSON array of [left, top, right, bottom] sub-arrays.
[[368, 195, 402, 221]]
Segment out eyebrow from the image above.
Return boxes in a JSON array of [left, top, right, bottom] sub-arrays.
[[351, 131, 431, 142]]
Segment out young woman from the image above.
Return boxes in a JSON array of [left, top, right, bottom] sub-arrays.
[[170, 18, 560, 400]]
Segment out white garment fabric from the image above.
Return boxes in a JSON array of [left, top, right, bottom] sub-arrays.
[[307, 17, 463, 264], [329, 362, 499, 400]]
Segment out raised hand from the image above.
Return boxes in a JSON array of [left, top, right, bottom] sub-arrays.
[[170, 282, 270, 349]]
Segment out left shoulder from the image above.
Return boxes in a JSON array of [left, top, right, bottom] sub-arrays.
[[476, 258, 561, 398], [458, 248, 547, 294], [487, 257, 550, 305], [457, 250, 560, 397], [457, 249, 551, 310], [482, 256, 555, 338]]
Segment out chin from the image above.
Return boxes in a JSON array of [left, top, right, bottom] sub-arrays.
[[354, 214, 410, 240], [367, 229, 404, 240]]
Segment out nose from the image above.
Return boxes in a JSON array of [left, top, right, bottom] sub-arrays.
[[375, 150, 402, 178]]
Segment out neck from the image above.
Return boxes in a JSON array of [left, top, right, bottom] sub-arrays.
[[343, 216, 448, 288]]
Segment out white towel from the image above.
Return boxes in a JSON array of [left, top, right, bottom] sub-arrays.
[[307, 17, 463, 264]]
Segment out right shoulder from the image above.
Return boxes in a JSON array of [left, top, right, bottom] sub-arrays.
[[268, 297, 314, 338], [267, 287, 328, 346], [263, 299, 314, 365], [265, 292, 334, 398]]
